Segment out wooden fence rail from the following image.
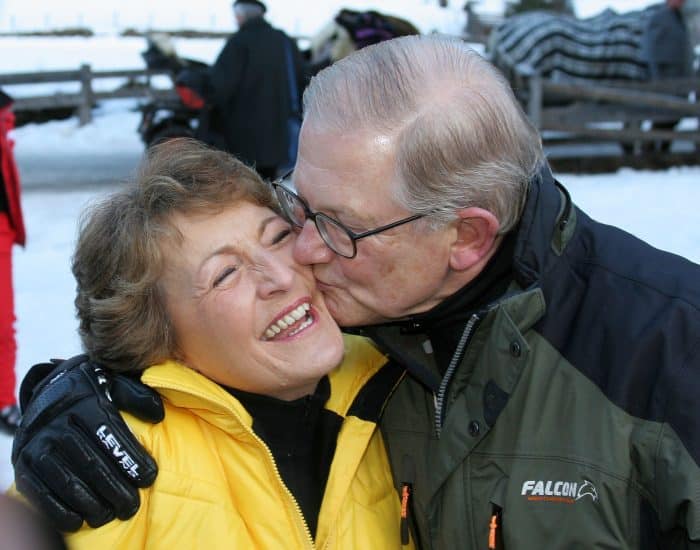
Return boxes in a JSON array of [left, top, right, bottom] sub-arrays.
[[0, 65, 175, 125], [519, 73, 700, 138], [513, 70, 700, 171]]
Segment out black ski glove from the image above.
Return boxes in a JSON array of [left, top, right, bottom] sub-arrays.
[[11, 354, 164, 532]]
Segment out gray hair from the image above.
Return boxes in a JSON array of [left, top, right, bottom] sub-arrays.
[[302, 34, 545, 233], [234, 3, 265, 23]]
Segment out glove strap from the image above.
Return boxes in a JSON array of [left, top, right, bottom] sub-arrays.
[[19, 354, 89, 413]]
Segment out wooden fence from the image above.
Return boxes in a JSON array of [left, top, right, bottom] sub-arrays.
[[524, 76, 700, 140], [509, 69, 700, 171], [3, 63, 698, 172], [0, 65, 176, 125]]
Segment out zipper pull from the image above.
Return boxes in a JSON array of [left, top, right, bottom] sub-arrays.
[[488, 513, 498, 549], [488, 505, 502, 550], [400, 482, 412, 545], [400, 454, 416, 546]]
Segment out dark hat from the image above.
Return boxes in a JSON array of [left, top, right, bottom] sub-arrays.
[[233, 0, 266, 13]]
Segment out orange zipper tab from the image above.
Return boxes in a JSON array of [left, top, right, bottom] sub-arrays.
[[400, 483, 411, 545], [488, 513, 498, 549]]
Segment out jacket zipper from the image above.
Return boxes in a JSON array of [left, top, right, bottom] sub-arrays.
[[255, 431, 316, 548], [155, 361, 404, 550], [433, 313, 480, 438]]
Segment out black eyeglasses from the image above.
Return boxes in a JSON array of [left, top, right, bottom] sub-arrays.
[[270, 174, 425, 259]]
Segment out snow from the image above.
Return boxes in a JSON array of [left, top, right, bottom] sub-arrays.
[[0, 0, 698, 495], [0, 0, 660, 37]]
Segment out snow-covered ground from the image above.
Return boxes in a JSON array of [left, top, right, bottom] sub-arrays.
[[1, 0, 698, 493]]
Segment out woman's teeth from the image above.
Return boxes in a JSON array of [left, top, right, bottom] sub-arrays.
[[264, 303, 312, 340], [288, 315, 314, 337]]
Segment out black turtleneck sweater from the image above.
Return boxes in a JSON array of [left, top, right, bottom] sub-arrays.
[[365, 229, 517, 379], [226, 377, 342, 538], [424, 230, 516, 376]]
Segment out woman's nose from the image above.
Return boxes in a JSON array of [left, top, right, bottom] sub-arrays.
[[292, 219, 335, 266], [256, 254, 296, 298]]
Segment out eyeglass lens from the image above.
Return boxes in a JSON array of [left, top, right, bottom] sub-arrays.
[[315, 217, 354, 257], [275, 185, 355, 257], [277, 187, 306, 227]]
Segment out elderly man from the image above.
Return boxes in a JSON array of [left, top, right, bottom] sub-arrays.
[[12, 35, 700, 548]]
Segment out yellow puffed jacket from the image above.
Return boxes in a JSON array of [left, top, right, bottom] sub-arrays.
[[66, 335, 413, 550]]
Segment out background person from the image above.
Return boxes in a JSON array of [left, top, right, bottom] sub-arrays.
[[206, 0, 308, 179], [641, 0, 695, 152], [0, 89, 25, 435], [12, 138, 410, 549], [12, 36, 700, 548], [642, 0, 693, 81]]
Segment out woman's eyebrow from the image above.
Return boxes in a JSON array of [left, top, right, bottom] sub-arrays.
[[197, 215, 280, 272], [199, 244, 239, 272], [258, 215, 280, 238]]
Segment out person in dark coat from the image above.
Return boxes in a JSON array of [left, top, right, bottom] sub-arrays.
[[641, 0, 694, 151], [208, 0, 307, 180], [642, 0, 693, 80]]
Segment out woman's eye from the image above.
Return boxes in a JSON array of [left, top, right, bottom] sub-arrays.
[[213, 266, 237, 288], [272, 229, 292, 245]]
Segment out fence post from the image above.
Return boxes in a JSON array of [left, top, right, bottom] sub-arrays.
[[528, 74, 543, 130], [78, 63, 94, 126]]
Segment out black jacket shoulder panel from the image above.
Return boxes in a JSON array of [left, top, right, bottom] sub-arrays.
[[517, 168, 700, 463]]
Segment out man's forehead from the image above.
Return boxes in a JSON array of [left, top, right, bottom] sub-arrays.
[[294, 170, 371, 219], [294, 126, 401, 216]]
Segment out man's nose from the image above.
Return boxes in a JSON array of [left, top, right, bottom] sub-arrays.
[[292, 220, 335, 266]]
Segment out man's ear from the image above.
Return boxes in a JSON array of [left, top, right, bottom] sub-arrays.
[[449, 207, 501, 271]]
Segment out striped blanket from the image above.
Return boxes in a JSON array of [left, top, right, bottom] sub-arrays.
[[487, 7, 659, 84]]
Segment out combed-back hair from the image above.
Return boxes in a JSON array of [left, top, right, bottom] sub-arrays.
[[302, 34, 545, 233], [72, 138, 276, 372]]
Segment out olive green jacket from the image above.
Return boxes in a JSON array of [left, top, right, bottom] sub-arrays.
[[375, 168, 700, 549]]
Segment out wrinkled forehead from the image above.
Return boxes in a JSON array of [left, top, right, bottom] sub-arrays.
[[293, 126, 405, 219], [157, 198, 262, 256]]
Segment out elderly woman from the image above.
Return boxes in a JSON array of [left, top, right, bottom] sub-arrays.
[[56, 139, 411, 549]]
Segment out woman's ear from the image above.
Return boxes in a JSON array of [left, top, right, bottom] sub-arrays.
[[448, 207, 501, 271]]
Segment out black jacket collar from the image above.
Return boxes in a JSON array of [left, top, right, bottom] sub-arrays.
[[239, 17, 271, 32], [513, 163, 573, 289]]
